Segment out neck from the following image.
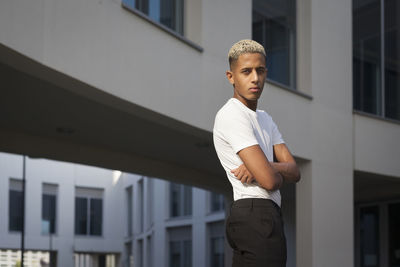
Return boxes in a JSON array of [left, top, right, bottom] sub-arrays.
[[233, 93, 258, 111]]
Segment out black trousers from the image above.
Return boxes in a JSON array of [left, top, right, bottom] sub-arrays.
[[226, 198, 287, 267]]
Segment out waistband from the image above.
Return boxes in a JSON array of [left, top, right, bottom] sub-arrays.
[[231, 198, 281, 212]]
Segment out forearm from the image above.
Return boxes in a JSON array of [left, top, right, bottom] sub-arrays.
[[270, 162, 301, 183]]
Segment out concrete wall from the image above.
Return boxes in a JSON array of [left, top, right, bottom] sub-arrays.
[[0, 152, 125, 266]]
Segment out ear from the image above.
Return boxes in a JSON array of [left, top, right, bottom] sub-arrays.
[[226, 70, 235, 86]]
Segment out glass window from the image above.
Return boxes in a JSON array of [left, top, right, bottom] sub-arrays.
[[147, 235, 153, 267], [210, 192, 225, 212], [359, 206, 380, 267], [126, 186, 133, 236], [139, 179, 144, 232], [42, 195, 56, 234], [252, 0, 297, 89], [353, 0, 382, 115], [137, 239, 143, 267], [388, 202, 400, 266], [353, 0, 400, 120], [210, 237, 224, 267], [74, 187, 103, 236], [90, 199, 103, 236], [168, 226, 192, 267], [9, 179, 23, 232], [208, 221, 224, 267], [123, 0, 184, 35], [42, 183, 58, 235], [75, 197, 88, 235], [170, 183, 192, 218], [384, 0, 400, 120]]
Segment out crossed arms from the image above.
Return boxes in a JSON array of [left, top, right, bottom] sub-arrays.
[[231, 143, 300, 191]]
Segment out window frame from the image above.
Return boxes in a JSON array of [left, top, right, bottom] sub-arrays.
[[353, 0, 400, 121], [121, 0, 203, 52], [74, 191, 104, 237], [252, 0, 297, 91]]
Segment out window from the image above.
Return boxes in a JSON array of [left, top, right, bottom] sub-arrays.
[[42, 183, 58, 235], [126, 186, 133, 236], [168, 227, 192, 267], [122, 0, 184, 35], [147, 235, 153, 267], [359, 206, 380, 267], [138, 179, 144, 232], [146, 178, 154, 228], [353, 0, 400, 120], [252, 0, 297, 89], [388, 203, 400, 266], [9, 179, 23, 232], [170, 182, 192, 217], [125, 242, 133, 267], [75, 187, 103, 236], [137, 239, 143, 267], [210, 192, 225, 212], [208, 222, 225, 267]]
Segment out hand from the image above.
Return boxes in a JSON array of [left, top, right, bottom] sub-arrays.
[[231, 164, 255, 184]]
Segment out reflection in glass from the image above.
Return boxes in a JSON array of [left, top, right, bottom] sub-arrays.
[[353, 0, 382, 115], [252, 0, 296, 88], [384, 0, 400, 120], [360, 206, 379, 267]]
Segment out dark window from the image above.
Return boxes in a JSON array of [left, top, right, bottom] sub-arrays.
[[384, 0, 400, 120], [90, 198, 103, 236], [210, 237, 224, 267], [170, 183, 192, 218], [252, 0, 296, 89], [75, 196, 103, 236], [123, 0, 184, 35], [353, 0, 400, 120], [9, 189, 23, 231], [359, 206, 380, 267], [75, 197, 88, 235], [210, 192, 225, 212], [388, 203, 400, 266], [169, 240, 192, 267], [42, 194, 56, 234]]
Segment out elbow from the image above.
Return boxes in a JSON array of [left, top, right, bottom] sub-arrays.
[[294, 168, 301, 183], [293, 168, 301, 183], [260, 173, 282, 191]]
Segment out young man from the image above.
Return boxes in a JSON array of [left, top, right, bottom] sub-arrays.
[[213, 39, 301, 267]]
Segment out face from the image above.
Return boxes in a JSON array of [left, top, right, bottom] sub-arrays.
[[226, 53, 267, 108]]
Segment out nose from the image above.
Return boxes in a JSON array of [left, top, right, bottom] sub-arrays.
[[251, 69, 259, 83]]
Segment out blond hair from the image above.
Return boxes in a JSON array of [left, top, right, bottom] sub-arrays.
[[228, 39, 266, 67]]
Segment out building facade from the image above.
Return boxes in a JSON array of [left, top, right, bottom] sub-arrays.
[[0, 0, 399, 267], [0, 152, 227, 267]]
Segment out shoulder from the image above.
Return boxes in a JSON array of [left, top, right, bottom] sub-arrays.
[[215, 99, 246, 123]]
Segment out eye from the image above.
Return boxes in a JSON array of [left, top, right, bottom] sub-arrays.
[[242, 69, 251, 74], [257, 68, 266, 74]]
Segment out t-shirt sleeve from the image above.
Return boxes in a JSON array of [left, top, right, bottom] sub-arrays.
[[271, 118, 285, 145], [215, 109, 259, 154]]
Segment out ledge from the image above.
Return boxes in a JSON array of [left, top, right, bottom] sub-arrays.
[[266, 79, 313, 100], [121, 3, 204, 53], [353, 110, 400, 126]]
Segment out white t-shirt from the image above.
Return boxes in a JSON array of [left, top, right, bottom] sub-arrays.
[[213, 98, 285, 206]]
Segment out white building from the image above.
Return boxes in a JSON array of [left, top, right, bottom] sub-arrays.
[[0, 152, 228, 267], [0, 0, 399, 266]]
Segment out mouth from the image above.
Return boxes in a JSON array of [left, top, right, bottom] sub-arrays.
[[249, 87, 261, 93]]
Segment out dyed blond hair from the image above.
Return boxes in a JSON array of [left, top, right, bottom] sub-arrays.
[[228, 39, 266, 68]]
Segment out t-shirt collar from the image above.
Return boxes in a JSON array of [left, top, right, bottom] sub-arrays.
[[230, 98, 258, 115]]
